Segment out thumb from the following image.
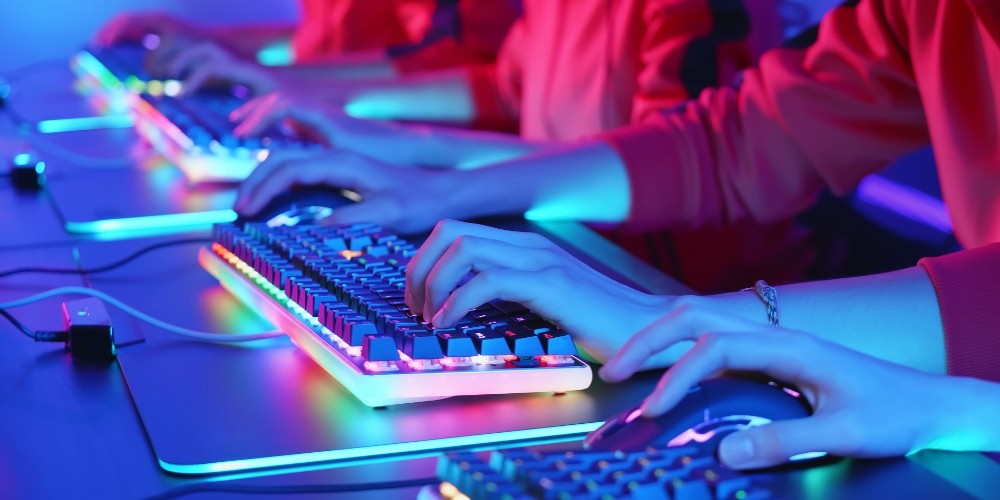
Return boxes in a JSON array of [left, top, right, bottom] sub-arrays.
[[718, 416, 836, 470], [322, 198, 393, 228]]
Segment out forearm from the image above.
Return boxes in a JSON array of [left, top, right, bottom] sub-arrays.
[[342, 69, 475, 123], [211, 24, 296, 60], [691, 266, 946, 374], [274, 51, 397, 81], [442, 140, 631, 223]]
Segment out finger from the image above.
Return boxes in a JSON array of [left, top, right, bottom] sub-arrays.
[[599, 302, 751, 383], [234, 149, 309, 212], [230, 93, 278, 123], [638, 330, 815, 418], [430, 268, 555, 327], [422, 236, 557, 322], [180, 63, 215, 96], [233, 101, 288, 138], [238, 152, 370, 215], [405, 220, 550, 319], [719, 416, 842, 469], [320, 197, 392, 228]]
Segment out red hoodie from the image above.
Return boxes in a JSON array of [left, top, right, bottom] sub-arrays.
[[601, 0, 1000, 381], [293, 0, 519, 72]]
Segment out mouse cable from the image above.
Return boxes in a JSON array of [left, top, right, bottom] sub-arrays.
[[0, 287, 284, 343], [0, 237, 211, 279], [0, 306, 66, 342], [147, 476, 440, 499]]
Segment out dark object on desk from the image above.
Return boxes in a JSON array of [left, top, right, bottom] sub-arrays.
[[62, 297, 115, 361], [585, 377, 811, 455], [8, 152, 46, 190], [234, 186, 356, 227]]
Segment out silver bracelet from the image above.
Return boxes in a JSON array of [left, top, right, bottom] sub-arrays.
[[744, 280, 779, 326]]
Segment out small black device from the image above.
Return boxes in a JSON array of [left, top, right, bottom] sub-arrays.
[[8, 152, 46, 190], [61, 297, 115, 361]]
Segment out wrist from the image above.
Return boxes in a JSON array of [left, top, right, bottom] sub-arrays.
[[921, 375, 1000, 453]]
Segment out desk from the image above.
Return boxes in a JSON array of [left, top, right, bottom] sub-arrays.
[[1, 62, 998, 498]]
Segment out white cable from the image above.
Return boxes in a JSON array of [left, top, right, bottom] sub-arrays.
[[0, 286, 285, 342]]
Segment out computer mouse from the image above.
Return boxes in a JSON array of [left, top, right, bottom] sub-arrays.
[[235, 186, 359, 227], [584, 377, 812, 454]]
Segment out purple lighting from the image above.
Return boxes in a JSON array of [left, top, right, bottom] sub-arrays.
[[856, 175, 953, 233]]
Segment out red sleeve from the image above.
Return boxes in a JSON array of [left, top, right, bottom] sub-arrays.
[[390, 0, 520, 74], [632, 0, 783, 122], [919, 244, 1000, 383], [461, 18, 524, 130], [293, 0, 417, 63], [602, 0, 930, 231]]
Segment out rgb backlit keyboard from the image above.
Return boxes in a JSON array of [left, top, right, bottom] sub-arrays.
[[434, 444, 773, 500], [199, 222, 593, 406], [72, 44, 320, 183]]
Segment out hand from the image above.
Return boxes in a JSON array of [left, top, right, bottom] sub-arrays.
[[405, 220, 675, 364], [230, 90, 423, 165], [92, 11, 200, 47], [230, 91, 345, 146], [233, 149, 457, 234], [155, 40, 279, 96], [600, 304, 963, 470]]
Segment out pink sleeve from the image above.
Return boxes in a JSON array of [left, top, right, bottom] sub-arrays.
[[632, 0, 782, 122], [919, 244, 1000, 383], [462, 19, 524, 131], [602, 0, 930, 232]]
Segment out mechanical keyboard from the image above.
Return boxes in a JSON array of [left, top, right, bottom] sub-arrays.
[[434, 444, 772, 500], [199, 222, 593, 406], [72, 44, 321, 183]]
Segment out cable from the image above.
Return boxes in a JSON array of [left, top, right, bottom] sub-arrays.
[[0, 287, 283, 342], [0, 237, 211, 279], [0, 306, 67, 342], [0, 307, 37, 339], [148, 476, 439, 499], [0, 58, 72, 85]]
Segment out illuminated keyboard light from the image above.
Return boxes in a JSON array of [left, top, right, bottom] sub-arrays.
[[473, 355, 505, 366], [346, 346, 362, 357], [503, 355, 519, 363], [364, 360, 399, 372], [147, 80, 164, 96], [339, 250, 363, 260], [409, 359, 443, 371], [440, 356, 473, 367], [541, 355, 575, 366], [163, 80, 182, 97]]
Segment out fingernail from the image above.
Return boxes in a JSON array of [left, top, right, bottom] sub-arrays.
[[719, 434, 754, 468], [430, 309, 445, 328]]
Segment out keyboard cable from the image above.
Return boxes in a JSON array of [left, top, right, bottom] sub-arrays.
[[0, 286, 284, 343]]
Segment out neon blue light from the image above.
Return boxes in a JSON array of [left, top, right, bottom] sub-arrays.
[[856, 175, 953, 233], [158, 422, 600, 475], [13, 153, 31, 166], [36, 115, 134, 134], [257, 40, 293, 66], [65, 210, 237, 235]]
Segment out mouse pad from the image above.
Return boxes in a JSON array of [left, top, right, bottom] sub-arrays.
[[100, 221, 689, 475], [46, 161, 237, 237]]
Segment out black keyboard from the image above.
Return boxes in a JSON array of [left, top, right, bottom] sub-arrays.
[[434, 444, 774, 500], [72, 44, 322, 183], [199, 222, 593, 406]]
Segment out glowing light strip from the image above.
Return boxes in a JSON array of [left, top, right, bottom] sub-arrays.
[[199, 246, 592, 407], [65, 210, 236, 234], [159, 421, 601, 475], [855, 174, 953, 233], [36, 115, 134, 134], [72, 50, 123, 90]]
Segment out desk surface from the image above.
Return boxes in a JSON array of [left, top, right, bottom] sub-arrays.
[[1, 63, 998, 498]]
